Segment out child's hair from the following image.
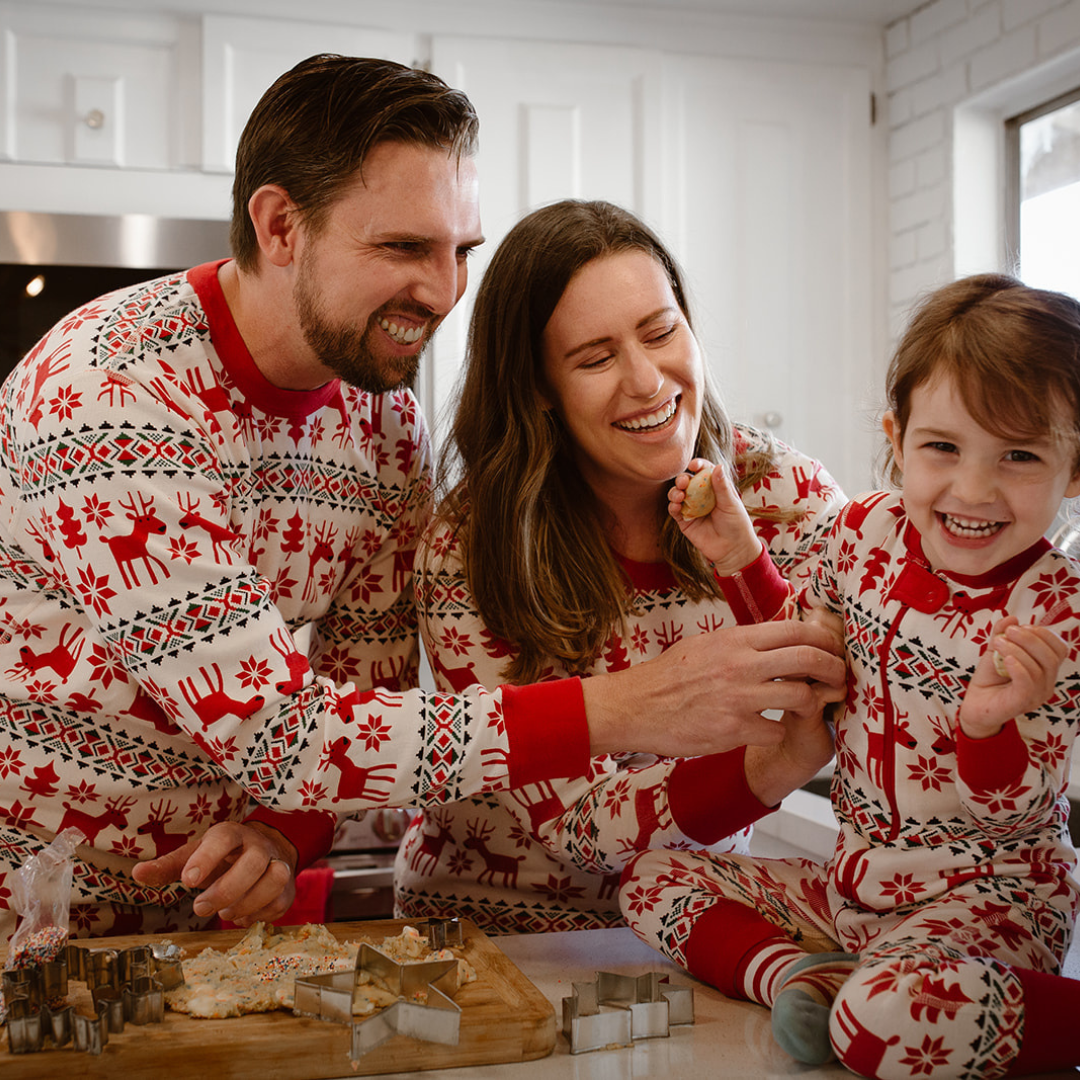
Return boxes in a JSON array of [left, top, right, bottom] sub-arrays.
[[884, 273, 1080, 486]]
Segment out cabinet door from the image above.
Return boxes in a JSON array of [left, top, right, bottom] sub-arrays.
[[660, 57, 876, 495], [425, 35, 663, 438], [0, 3, 195, 169], [201, 15, 417, 174]]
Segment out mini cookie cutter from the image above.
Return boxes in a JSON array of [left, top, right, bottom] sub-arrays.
[[561, 970, 695, 1054], [293, 918, 463, 1060], [2, 940, 183, 1055]]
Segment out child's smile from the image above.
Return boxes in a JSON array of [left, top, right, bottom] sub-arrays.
[[939, 511, 1006, 542], [884, 374, 1080, 578]]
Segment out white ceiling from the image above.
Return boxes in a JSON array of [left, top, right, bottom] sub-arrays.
[[526, 0, 928, 26]]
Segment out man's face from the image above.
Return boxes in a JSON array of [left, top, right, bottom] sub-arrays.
[[292, 140, 483, 393]]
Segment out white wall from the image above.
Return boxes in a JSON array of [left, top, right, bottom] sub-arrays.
[[0, 0, 892, 491], [884, 0, 1080, 341]]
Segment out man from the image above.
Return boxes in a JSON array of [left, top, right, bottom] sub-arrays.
[[0, 56, 844, 941]]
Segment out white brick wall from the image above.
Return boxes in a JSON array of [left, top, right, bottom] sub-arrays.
[[885, 0, 1080, 338]]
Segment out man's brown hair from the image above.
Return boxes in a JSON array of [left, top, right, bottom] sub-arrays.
[[230, 54, 479, 270]]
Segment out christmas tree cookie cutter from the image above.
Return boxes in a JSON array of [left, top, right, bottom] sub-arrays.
[[292, 918, 464, 1061], [561, 970, 695, 1054]]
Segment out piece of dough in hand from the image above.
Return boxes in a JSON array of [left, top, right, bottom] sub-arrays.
[[992, 650, 1009, 679], [682, 466, 716, 519]]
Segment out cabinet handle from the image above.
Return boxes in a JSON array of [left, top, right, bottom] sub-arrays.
[[761, 411, 783, 428], [83, 109, 105, 130]]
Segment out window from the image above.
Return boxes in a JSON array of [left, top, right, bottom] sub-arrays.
[[1006, 87, 1080, 298], [1005, 90, 1080, 553]]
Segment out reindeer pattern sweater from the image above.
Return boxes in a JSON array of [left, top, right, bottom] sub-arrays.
[[394, 427, 844, 934], [0, 261, 591, 938]]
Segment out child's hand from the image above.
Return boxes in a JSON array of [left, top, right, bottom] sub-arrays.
[[958, 615, 1069, 738], [668, 458, 762, 574]]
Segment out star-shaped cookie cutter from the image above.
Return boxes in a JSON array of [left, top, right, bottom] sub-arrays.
[[561, 970, 695, 1054], [2, 940, 184, 1055], [292, 918, 464, 1060]]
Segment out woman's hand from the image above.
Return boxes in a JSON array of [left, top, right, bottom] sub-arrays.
[[959, 615, 1068, 739], [132, 820, 298, 927], [668, 458, 763, 574], [744, 708, 836, 808], [742, 606, 844, 805]]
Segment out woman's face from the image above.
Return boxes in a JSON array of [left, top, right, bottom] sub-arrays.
[[541, 250, 704, 504]]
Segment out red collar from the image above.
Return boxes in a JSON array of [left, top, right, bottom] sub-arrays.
[[187, 260, 342, 420]]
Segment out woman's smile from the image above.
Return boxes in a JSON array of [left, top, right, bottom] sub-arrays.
[[614, 396, 680, 433], [541, 250, 704, 502]]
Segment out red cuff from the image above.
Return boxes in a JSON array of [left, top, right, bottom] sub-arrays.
[[685, 898, 787, 997], [503, 678, 590, 786], [667, 745, 775, 842], [956, 717, 1027, 792], [243, 806, 337, 872], [713, 547, 789, 624]]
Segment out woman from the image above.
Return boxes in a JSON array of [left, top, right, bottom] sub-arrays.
[[394, 200, 846, 934]]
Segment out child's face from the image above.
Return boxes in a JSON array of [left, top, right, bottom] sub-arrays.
[[883, 374, 1080, 577]]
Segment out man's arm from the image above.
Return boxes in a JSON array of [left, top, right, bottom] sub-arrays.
[[581, 618, 846, 758]]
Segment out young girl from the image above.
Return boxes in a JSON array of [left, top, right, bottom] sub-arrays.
[[620, 273, 1080, 1080]]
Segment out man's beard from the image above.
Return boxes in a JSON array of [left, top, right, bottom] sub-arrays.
[[293, 260, 429, 395]]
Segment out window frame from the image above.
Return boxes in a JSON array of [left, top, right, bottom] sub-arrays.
[[1004, 84, 1080, 271]]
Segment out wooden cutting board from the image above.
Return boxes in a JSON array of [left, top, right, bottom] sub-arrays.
[[1, 918, 556, 1078]]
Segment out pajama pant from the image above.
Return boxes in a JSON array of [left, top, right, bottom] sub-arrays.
[[620, 849, 1080, 1080]]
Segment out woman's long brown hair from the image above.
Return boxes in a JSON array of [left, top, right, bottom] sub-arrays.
[[435, 199, 778, 684]]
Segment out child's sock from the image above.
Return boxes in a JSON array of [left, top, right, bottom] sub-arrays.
[[1007, 966, 1080, 1076], [682, 893, 857, 1055], [771, 951, 859, 1065], [683, 897, 803, 1002], [684, 896, 853, 1003]]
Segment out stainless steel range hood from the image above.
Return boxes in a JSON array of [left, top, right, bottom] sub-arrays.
[[0, 210, 229, 269], [0, 210, 231, 383]]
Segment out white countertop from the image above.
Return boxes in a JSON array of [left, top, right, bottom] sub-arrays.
[[349, 925, 1080, 1079]]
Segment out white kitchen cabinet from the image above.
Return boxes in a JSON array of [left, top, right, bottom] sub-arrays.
[[0, 2, 198, 170], [0, 0, 880, 494], [201, 14, 417, 174], [424, 34, 663, 438], [425, 37, 876, 494], [662, 56, 877, 496]]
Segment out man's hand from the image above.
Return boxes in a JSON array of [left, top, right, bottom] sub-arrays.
[[132, 820, 298, 927], [959, 616, 1068, 739], [583, 618, 847, 759]]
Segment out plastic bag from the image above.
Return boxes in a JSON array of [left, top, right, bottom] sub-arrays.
[[7, 827, 84, 968]]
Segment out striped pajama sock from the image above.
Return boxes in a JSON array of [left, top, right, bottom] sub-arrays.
[[683, 898, 856, 1064], [737, 939, 810, 1006]]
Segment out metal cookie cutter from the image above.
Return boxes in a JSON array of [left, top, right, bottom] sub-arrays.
[[562, 970, 695, 1054], [293, 918, 464, 1061], [2, 940, 184, 1055]]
